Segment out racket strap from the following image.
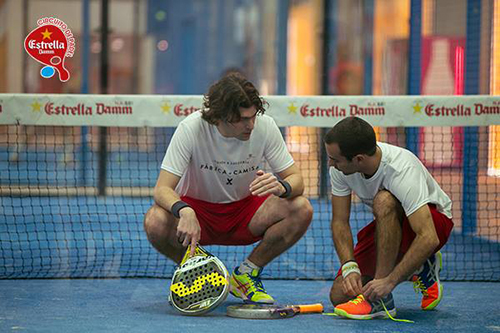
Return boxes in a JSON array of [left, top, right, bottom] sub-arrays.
[[180, 244, 211, 265]]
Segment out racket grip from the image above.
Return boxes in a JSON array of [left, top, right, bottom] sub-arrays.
[[297, 303, 324, 314]]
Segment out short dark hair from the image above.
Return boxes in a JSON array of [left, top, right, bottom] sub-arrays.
[[201, 73, 267, 125], [324, 117, 377, 160], [220, 67, 246, 78]]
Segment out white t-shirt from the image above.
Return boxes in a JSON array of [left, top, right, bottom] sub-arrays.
[[161, 111, 295, 203], [329, 142, 452, 218]]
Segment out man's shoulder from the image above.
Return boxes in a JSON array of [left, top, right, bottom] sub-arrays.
[[256, 114, 278, 127], [178, 111, 206, 131], [329, 166, 357, 182], [379, 142, 424, 178], [180, 110, 203, 124], [253, 115, 281, 140], [379, 142, 418, 162], [379, 141, 405, 152]]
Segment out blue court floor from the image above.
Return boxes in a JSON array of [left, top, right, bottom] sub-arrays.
[[1, 279, 499, 333]]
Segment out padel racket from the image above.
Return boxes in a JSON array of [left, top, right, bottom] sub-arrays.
[[169, 245, 229, 316], [226, 303, 324, 319]]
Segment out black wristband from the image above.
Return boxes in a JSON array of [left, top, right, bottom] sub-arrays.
[[342, 259, 357, 266], [171, 201, 191, 219], [278, 179, 292, 198]]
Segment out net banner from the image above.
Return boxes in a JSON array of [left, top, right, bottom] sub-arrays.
[[1, 94, 500, 127]]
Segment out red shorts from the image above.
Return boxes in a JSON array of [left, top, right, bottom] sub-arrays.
[[336, 204, 454, 278], [180, 195, 269, 246]]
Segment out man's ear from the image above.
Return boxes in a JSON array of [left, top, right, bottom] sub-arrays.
[[354, 154, 365, 164]]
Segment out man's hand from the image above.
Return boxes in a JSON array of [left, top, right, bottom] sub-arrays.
[[176, 207, 201, 256], [362, 277, 396, 301], [342, 272, 363, 298], [250, 170, 286, 197]]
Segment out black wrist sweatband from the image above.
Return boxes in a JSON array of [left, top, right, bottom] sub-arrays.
[[278, 179, 292, 198], [342, 259, 357, 266], [171, 201, 191, 219]]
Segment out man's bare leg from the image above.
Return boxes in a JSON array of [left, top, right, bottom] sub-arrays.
[[143, 204, 185, 264], [246, 195, 313, 267], [372, 190, 404, 279]]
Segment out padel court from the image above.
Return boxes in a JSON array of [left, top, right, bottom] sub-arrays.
[[1, 278, 499, 332], [2, 0, 500, 329], [1, 93, 500, 331], [1, 192, 499, 332]]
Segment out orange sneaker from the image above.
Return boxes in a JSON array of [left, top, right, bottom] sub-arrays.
[[334, 294, 396, 320], [412, 251, 443, 310]]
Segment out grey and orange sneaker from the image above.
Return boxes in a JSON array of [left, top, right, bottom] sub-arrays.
[[334, 293, 396, 320]]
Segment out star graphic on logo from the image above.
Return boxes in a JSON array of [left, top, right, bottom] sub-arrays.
[[41, 28, 52, 40], [288, 102, 297, 114], [161, 101, 171, 113], [31, 100, 42, 112], [413, 102, 423, 114]]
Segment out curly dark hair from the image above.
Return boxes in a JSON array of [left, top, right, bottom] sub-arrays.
[[324, 117, 377, 161], [201, 73, 267, 124]]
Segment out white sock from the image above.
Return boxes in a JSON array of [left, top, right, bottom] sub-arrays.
[[238, 259, 261, 274]]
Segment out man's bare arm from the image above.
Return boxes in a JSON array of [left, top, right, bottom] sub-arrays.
[[387, 204, 440, 285], [153, 170, 199, 252], [331, 195, 354, 265], [250, 164, 305, 198], [153, 170, 183, 213], [276, 164, 304, 198], [331, 194, 363, 297]]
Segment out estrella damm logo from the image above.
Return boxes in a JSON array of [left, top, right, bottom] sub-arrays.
[[24, 17, 76, 82]]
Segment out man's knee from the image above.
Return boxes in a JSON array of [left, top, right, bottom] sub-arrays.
[[372, 190, 403, 220], [144, 204, 174, 238], [329, 275, 372, 306], [289, 196, 313, 226], [329, 277, 346, 306]]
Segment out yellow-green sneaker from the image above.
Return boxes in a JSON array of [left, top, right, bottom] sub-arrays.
[[229, 267, 275, 304]]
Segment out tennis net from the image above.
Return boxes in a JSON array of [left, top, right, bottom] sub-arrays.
[[1, 94, 499, 280]]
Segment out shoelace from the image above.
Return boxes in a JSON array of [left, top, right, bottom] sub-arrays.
[[246, 274, 266, 293], [412, 277, 429, 296], [380, 299, 414, 323], [348, 294, 365, 305]]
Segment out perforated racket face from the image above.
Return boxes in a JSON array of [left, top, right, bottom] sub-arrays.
[[169, 255, 229, 315]]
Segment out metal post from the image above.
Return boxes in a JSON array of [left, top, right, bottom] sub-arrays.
[[363, 0, 374, 95], [277, 0, 288, 139], [22, 0, 29, 93], [80, 0, 90, 187], [462, 0, 481, 235], [98, 0, 109, 196], [319, 0, 338, 198], [276, 0, 288, 96], [406, 0, 422, 156]]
